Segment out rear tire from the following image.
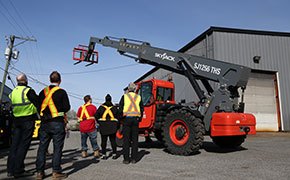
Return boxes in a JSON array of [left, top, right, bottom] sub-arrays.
[[212, 135, 246, 148], [162, 109, 204, 155]]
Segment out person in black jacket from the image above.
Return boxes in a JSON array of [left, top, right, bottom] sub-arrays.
[[95, 94, 119, 160], [7, 73, 38, 178], [35, 71, 70, 180]]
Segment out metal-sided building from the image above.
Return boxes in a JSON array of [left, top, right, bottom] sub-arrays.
[[0, 82, 12, 102], [136, 27, 290, 132]]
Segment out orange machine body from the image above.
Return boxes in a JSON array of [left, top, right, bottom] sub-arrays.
[[211, 112, 256, 137]]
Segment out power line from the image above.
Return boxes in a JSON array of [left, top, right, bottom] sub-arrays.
[[21, 42, 39, 79], [26, 63, 140, 76], [9, 67, 83, 101], [8, 0, 34, 36], [0, 1, 28, 37], [0, 66, 17, 87], [7, 72, 16, 88], [11, 66, 47, 86], [0, 6, 22, 35], [6, 0, 41, 79], [34, 43, 45, 74], [8, 67, 102, 102], [0, 66, 119, 105]]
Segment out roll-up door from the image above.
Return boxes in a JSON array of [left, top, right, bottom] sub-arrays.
[[243, 72, 279, 131]]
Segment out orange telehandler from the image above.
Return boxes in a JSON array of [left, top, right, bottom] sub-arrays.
[[73, 36, 256, 155]]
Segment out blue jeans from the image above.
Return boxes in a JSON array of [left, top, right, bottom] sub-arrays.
[[36, 121, 65, 173], [7, 120, 34, 174], [81, 129, 99, 151]]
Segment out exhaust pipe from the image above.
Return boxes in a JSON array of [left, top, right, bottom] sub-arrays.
[[241, 126, 250, 133]]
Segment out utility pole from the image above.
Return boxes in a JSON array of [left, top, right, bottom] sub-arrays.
[[0, 35, 36, 102]]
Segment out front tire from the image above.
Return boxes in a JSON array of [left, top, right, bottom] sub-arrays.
[[162, 109, 204, 155]]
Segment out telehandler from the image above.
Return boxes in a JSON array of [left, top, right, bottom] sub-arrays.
[[73, 36, 256, 155]]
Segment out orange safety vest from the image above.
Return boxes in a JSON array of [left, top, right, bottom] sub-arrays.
[[40, 86, 64, 118], [98, 105, 117, 121], [123, 92, 141, 117], [78, 103, 95, 122]]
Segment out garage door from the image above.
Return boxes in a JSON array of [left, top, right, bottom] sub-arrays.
[[243, 72, 279, 131]]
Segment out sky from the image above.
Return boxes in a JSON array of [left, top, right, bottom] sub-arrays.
[[1, 0, 290, 111]]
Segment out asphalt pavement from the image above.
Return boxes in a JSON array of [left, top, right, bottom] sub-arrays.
[[0, 131, 290, 180]]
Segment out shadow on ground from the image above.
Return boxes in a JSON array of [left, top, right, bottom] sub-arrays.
[[135, 150, 150, 162], [63, 157, 100, 176], [138, 139, 164, 149], [202, 141, 247, 153], [37, 148, 94, 179], [138, 139, 247, 156]]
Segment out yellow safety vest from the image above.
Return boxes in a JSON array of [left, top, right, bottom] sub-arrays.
[[9, 86, 37, 117], [78, 103, 95, 121], [123, 92, 141, 117], [98, 105, 117, 121], [40, 86, 64, 118]]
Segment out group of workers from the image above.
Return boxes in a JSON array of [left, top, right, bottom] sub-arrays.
[[6, 71, 143, 180]]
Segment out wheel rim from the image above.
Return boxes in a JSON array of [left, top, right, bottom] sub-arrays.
[[116, 130, 123, 139], [169, 119, 189, 146]]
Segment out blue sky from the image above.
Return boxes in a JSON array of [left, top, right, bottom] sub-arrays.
[[1, 0, 290, 111]]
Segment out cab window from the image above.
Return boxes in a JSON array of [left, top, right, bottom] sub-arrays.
[[156, 87, 173, 101], [139, 82, 153, 106]]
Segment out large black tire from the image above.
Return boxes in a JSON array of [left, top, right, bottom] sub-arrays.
[[162, 109, 204, 155], [212, 135, 246, 148]]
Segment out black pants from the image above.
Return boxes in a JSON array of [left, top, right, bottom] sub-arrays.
[[101, 134, 117, 155], [7, 120, 34, 174], [36, 121, 65, 173], [122, 117, 139, 161]]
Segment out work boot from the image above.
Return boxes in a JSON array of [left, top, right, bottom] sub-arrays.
[[52, 172, 67, 180], [112, 153, 118, 160], [36, 172, 44, 180], [14, 171, 34, 178], [131, 159, 137, 164], [94, 150, 100, 158], [123, 160, 130, 164], [7, 172, 13, 178], [81, 151, 88, 158], [100, 154, 107, 160]]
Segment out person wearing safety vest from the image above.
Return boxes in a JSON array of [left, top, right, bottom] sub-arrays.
[[95, 94, 119, 160], [36, 71, 70, 180], [119, 82, 144, 164], [7, 73, 38, 178], [76, 95, 100, 158]]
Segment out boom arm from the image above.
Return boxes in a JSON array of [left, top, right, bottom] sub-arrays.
[[87, 36, 250, 86], [85, 36, 252, 130]]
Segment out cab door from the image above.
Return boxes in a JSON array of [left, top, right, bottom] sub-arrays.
[[138, 81, 156, 129]]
